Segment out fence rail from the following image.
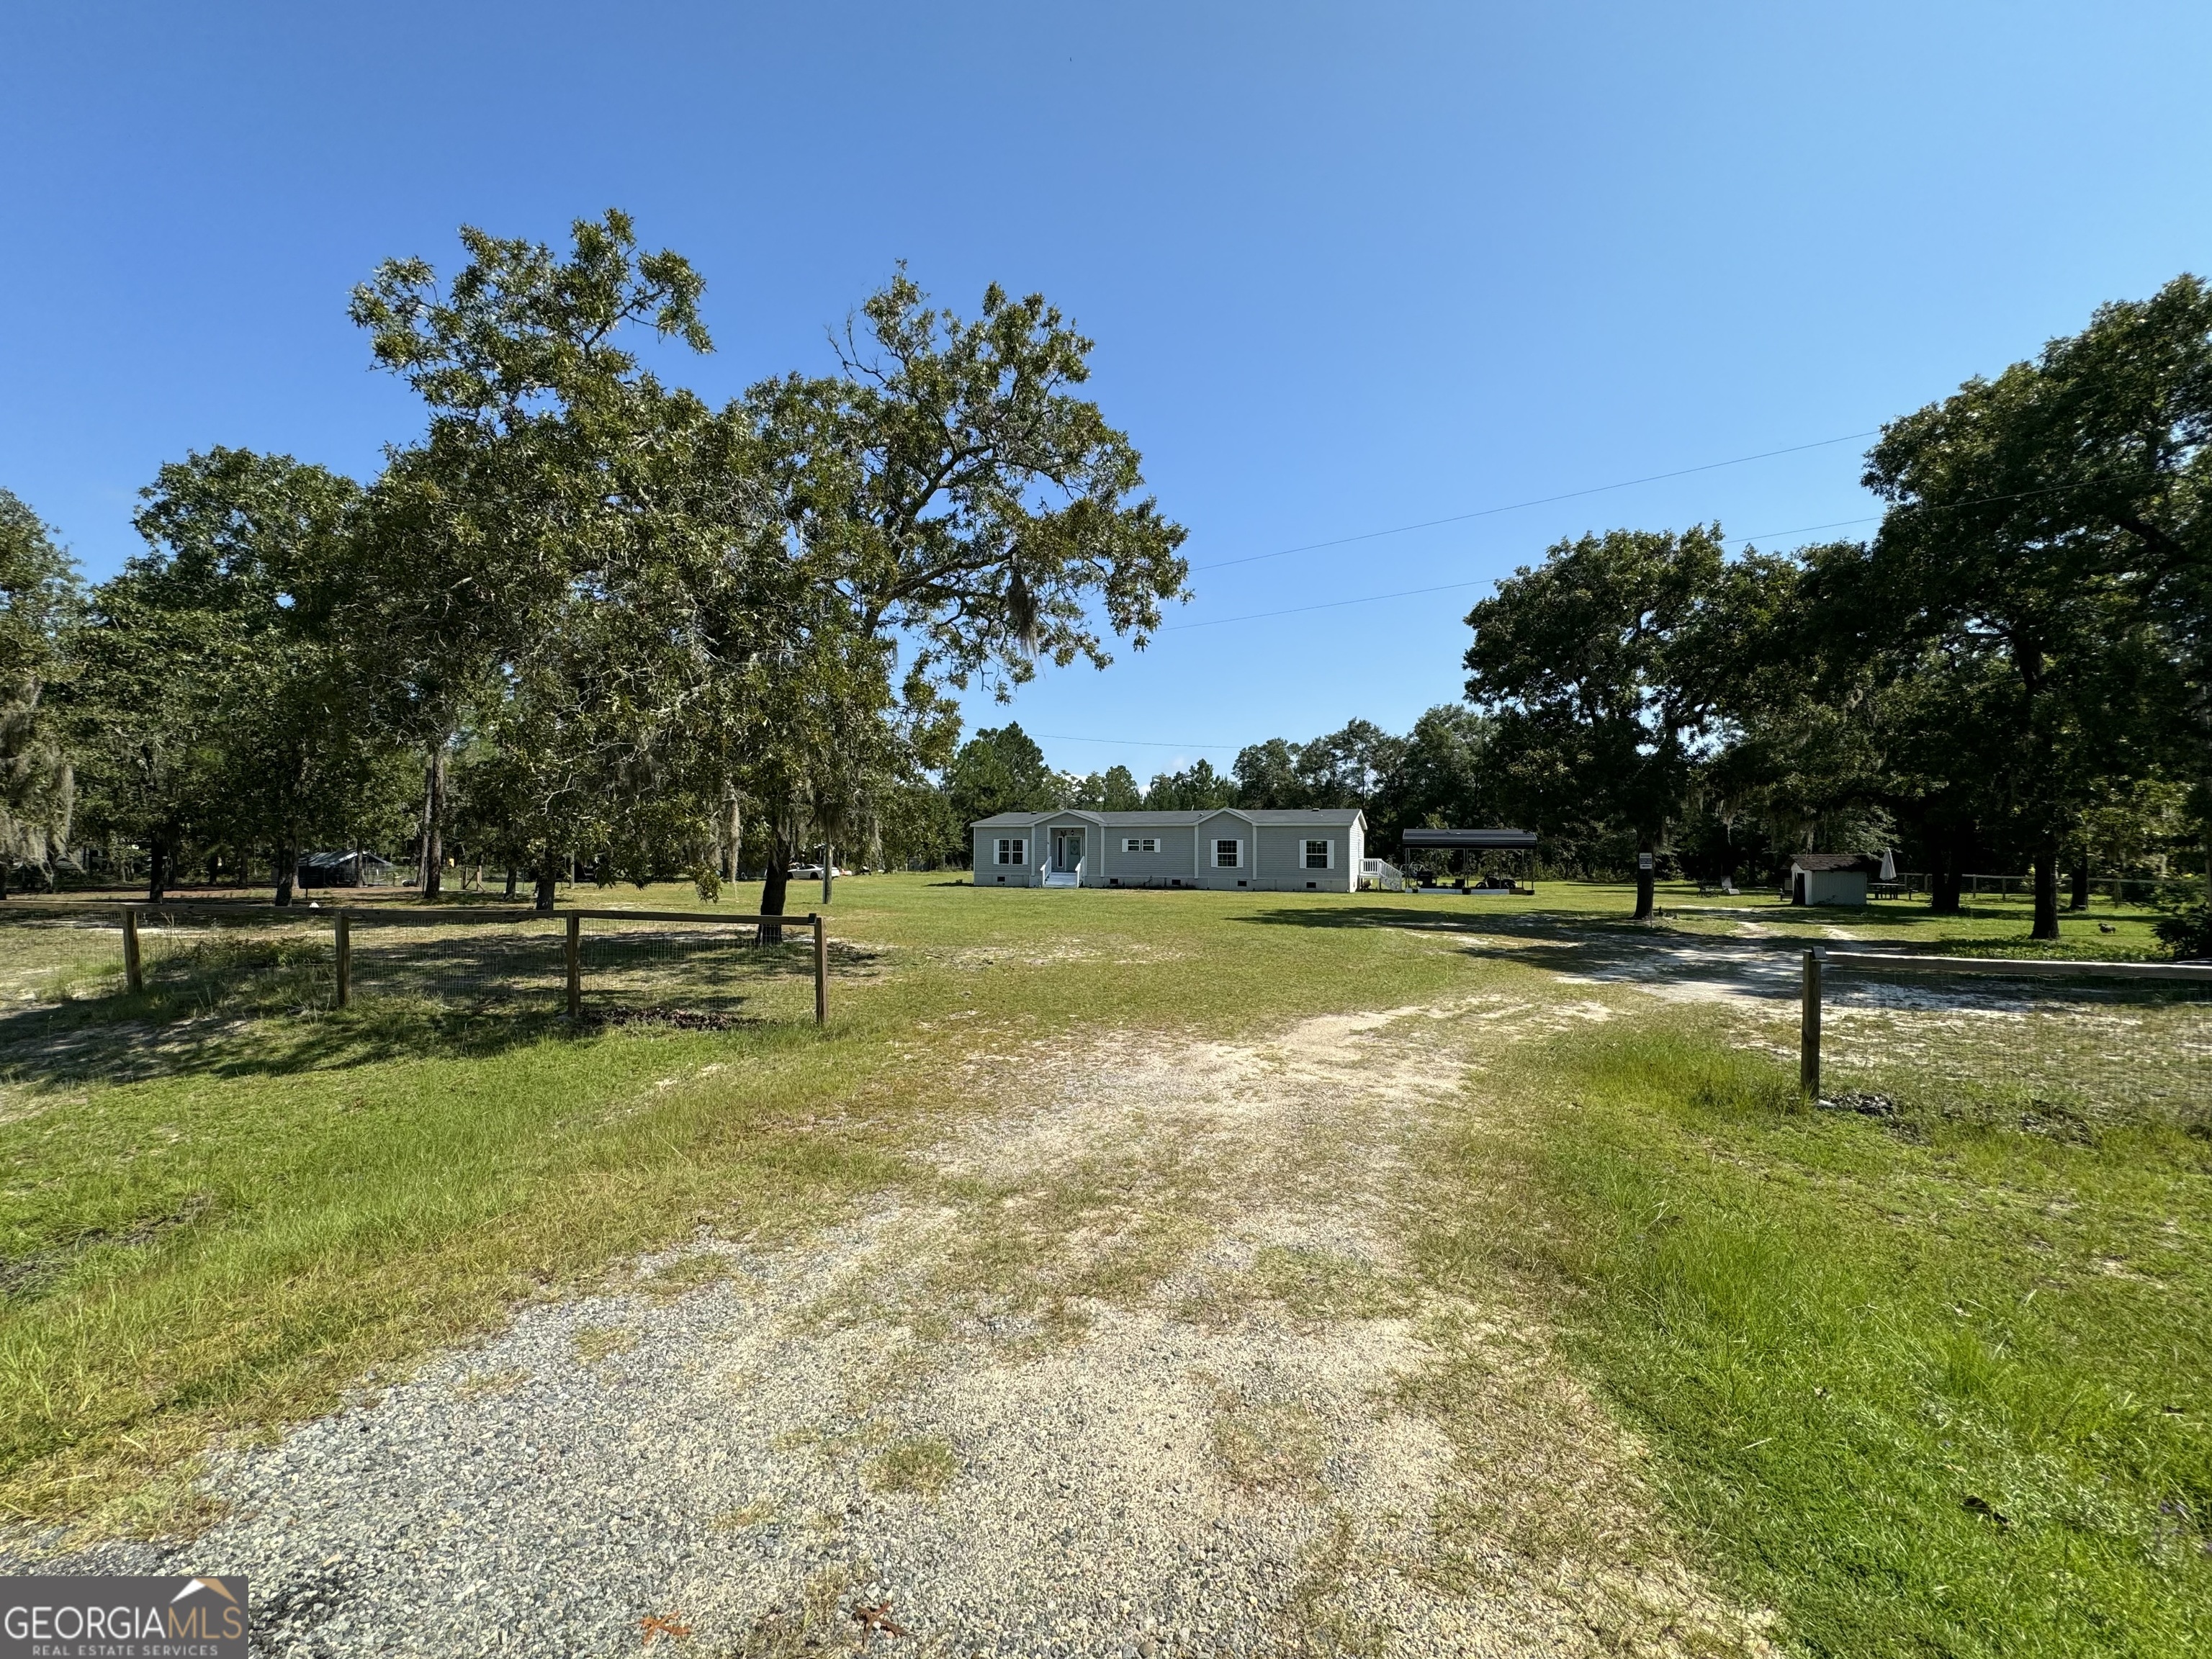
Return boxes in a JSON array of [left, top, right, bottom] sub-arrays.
[[1953, 873, 2196, 904], [1799, 948, 2211, 1115], [110, 904, 829, 1025]]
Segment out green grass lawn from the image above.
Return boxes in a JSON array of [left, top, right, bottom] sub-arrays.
[[1, 873, 2203, 1656], [0, 874, 1481, 1533], [1425, 1016, 2212, 1657]]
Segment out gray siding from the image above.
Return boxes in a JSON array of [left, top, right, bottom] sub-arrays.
[[1097, 824, 1197, 885], [1194, 814, 1247, 889], [971, 810, 1364, 892], [1256, 825, 1349, 888], [974, 825, 1035, 886]]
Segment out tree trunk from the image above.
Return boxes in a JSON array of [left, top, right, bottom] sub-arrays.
[[147, 834, 169, 904], [1632, 836, 1655, 920], [274, 845, 297, 907], [757, 822, 792, 945], [505, 866, 518, 899], [2031, 841, 2061, 941], [0, 860, 9, 900], [1929, 840, 1964, 914], [2068, 861, 2090, 911], [417, 746, 446, 899], [724, 787, 743, 883], [533, 857, 558, 912]]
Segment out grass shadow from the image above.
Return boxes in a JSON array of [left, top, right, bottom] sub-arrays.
[[0, 920, 887, 1094]]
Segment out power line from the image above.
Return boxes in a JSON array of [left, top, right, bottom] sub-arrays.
[[1161, 477, 2134, 633], [1190, 428, 1881, 572], [1162, 579, 1488, 631], [1161, 521, 1843, 633], [1033, 732, 1241, 751]]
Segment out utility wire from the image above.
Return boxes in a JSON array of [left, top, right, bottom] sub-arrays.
[[1190, 429, 1881, 571], [1163, 579, 1491, 631], [1033, 732, 1242, 751], [1163, 476, 2137, 632], [1020, 477, 2149, 757]]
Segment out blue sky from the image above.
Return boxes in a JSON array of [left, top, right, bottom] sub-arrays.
[[6, 3, 2210, 782]]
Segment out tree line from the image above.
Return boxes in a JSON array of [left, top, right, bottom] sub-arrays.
[[1463, 276, 2211, 938], [3, 244, 2203, 944], [937, 278, 2212, 944], [0, 211, 1188, 925]]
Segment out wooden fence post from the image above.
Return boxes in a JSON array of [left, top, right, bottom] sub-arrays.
[[335, 910, 351, 1010], [565, 914, 582, 1017], [1799, 948, 1822, 1100], [122, 907, 144, 993], [812, 912, 827, 1028]]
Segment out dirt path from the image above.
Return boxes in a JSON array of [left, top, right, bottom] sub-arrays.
[[48, 1000, 1772, 1657]]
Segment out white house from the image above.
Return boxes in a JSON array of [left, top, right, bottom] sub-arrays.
[[971, 808, 1365, 893], [1786, 852, 1876, 907]]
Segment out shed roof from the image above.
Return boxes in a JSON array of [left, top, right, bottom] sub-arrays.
[[1789, 853, 1879, 873], [971, 807, 1364, 829]]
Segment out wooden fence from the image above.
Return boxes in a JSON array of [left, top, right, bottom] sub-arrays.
[[1799, 948, 2212, 1100], [114, 904, 829, 1025]]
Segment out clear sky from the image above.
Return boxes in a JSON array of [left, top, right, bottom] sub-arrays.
[[6, 3, 2210, 782]]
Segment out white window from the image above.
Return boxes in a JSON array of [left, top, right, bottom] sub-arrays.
[[1123, 837, 1159, 854], [995, 838, 1026, 866], [1303, 839, 1333, 869], [1214, 838, 1241, 868]]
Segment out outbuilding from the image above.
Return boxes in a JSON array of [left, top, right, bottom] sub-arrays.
[[296, 850, 398, 889], [971, 808, 1364, 892], [1786, 852, 1877, 907]]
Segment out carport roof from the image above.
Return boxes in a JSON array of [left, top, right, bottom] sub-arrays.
[[1398, 827, 1538, 850]]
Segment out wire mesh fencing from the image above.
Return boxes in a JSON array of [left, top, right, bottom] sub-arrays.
[[569, 917, 822, 1025], [1799, 950, 2212, 1133], [120, 904, 342, 1015], [114, 904, 828, 1028], [341, 912, 572, 1010]]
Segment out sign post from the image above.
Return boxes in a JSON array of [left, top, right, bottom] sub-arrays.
[[1800, 949, 1822, 1099]]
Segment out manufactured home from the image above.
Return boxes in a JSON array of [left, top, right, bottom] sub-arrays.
[[971, 809, 1365, 892]]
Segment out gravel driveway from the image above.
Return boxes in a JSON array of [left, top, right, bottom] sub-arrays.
[[22, 998, 1771, 1658]]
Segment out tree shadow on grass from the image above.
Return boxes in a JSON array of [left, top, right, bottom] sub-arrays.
[[1238, 896, 2073, 950], [0, 923, 884, 1095], [1232, 903, 1824, 1004]]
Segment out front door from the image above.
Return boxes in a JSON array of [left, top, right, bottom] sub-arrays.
[[1051, 828, 1084, 874]]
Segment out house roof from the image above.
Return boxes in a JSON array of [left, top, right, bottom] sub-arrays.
[[971, 807, 1364, 829], [1789, 852, 1879, 873]]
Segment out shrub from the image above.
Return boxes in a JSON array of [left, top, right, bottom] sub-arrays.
[[2153, 901, 2212, 959]]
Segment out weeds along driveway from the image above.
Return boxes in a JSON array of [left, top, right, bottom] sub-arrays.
[[28, 986, 1773, 1658]]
